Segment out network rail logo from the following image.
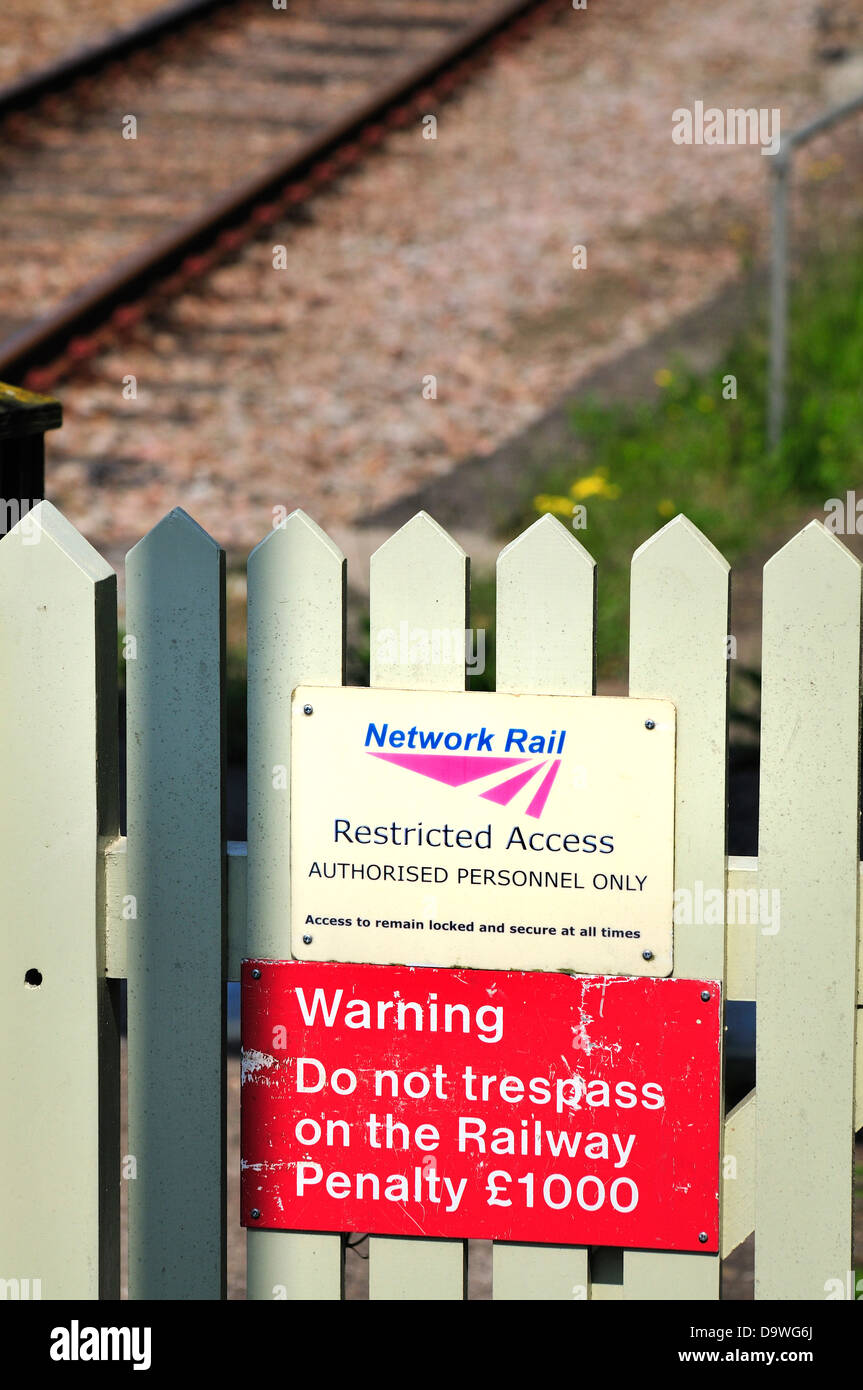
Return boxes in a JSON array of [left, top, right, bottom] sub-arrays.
[[364, 720, 566, 819]]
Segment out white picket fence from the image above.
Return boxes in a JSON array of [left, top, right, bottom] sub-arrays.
[[0, 500, 860, 1301]]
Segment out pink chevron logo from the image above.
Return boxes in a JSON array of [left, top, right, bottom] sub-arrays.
[[367, 750, 561, 819]]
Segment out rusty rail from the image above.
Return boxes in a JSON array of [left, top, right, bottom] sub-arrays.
[[0, 0, 565, 389]]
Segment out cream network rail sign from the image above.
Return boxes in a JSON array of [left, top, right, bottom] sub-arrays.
[[290, 688, 676, 976]]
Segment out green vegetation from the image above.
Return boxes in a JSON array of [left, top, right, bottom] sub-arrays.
[[498, 239, 863, 683]]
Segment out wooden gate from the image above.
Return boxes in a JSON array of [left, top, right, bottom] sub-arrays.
[[0, 500, 859, 1299]]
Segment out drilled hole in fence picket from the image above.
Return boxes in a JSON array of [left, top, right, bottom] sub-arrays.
[[24, 968, 42, 988]]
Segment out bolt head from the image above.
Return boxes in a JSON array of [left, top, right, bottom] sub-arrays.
[[303, 703, 313, 716], [642, 950, 654, 961], [701, 990, 710, 1002], [250, 968, 261, 980], [644, 719, 656, 730], [303, 934, 313, 945], [698, 1232, 708, 1244], [250, 1209, 261, 1221]]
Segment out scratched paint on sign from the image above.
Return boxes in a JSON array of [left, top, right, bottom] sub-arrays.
[[241, 961, 720, 1251]]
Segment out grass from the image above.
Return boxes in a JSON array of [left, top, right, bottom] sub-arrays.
[[494, 235, 863, 684]]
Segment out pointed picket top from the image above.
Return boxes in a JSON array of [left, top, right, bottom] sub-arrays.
[[249, 507, 345, 569], [0, 498, 113, 584], [246, 506, 345, 685], [631, 511, 730, 576], [630, 512, 730, 696], [630, 513, 729, 686], [370, 512, 467, 691], [764, 515, 862, 584], [497, 513, 596, 695], [371, 509, 467, 569], [127, 506, 222, 567], [498, 510, 595, 568]]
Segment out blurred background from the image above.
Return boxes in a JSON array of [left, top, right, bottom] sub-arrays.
[[3, 0, 863, 1296]]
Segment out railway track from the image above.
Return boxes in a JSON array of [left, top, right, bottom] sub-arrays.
[[0, 0, 564, 390], [0, 0, 240, 118]]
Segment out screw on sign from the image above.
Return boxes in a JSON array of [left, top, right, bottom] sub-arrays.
[[240, 962, 721, 1252], [288, 687, 677, 979]]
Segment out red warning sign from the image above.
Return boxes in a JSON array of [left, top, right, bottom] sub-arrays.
[[241, 961, 720, 1252]]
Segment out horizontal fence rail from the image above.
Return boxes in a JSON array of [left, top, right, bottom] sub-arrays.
[[0, 502, 860, 1300]]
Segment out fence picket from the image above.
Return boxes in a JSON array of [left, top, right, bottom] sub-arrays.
[[246, 511, 345, 1301], [756, 522, 860, 1299], [0, 501, 120, 1298], [2, 491, 860, 1304], [626, 515, 729, 1300], [125, 509, 226, 1299], [496, 512, 596, 695], [367, 511, 468, 1300], [492, 514, 594, 1300]]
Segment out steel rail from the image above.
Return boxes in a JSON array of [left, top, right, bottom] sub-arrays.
[[0, 0, 564, 389], [0, 0, 240, 121]]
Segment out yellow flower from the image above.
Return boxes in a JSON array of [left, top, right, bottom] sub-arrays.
[[570, 472, 621, 501], [654, 368, 673, 388], [535, 469, 621, 515], [657, 498, 676, 517], [533, 494, 575, 518]]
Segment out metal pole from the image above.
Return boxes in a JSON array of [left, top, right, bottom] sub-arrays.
[[767, 151, 790, 453], [764, 89, 863, 453], [0, 382, 62, 534]]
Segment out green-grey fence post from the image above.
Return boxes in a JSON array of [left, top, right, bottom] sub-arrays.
[[125, 508, 227, 1299]]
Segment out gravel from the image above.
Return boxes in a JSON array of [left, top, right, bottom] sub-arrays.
[[42, 0, 863, 563], [0, 0, 201, 86]]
